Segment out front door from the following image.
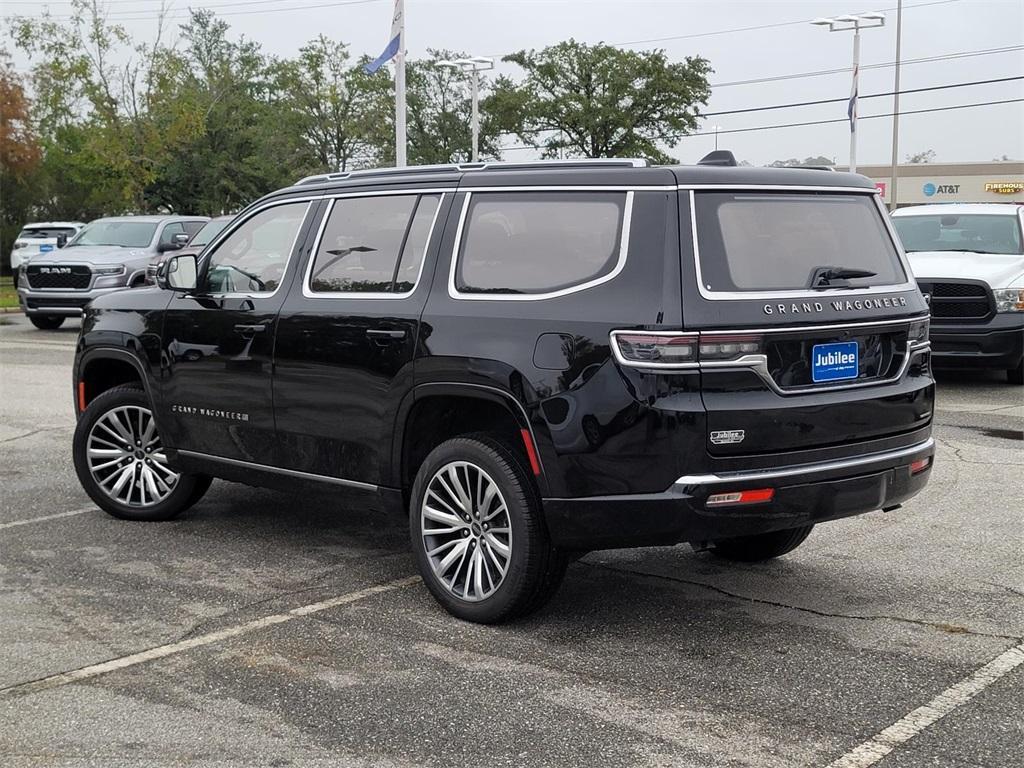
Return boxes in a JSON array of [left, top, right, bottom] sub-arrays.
[[158, 199, 318, 464], [273, 190, 450, 484]]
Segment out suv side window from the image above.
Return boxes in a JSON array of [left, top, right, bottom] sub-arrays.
[[205, 202, 309, 295], [182, 220, 206, 238], [307, 193, 441, 295], [454, 191, 628, 297]]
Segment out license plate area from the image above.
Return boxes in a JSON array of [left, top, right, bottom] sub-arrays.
[[812, 341, 859, 383], [765, 329, 906, 389]]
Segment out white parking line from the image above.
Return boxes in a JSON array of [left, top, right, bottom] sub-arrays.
[[0, 507, 96, 530], [0, 575, 421, 698], [826, 642, 1024, 768]]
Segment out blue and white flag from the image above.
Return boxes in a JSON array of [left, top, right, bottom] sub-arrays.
[[848, 65, 858, 133], [364, 0, 403, 74]]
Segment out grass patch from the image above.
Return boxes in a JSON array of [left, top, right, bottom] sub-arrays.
[[0, 276, 19, 310]]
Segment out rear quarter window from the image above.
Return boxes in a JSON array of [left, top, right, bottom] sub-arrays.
[[694, 192, 906, 293], [454, 191, 628, 297]]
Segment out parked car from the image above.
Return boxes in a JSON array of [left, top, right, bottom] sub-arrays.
[[892, 203, 1024, 384], [145, 215, 234, 284], [70, 155, 935, 623], [9, 221, 85, 282], [17, 214, 207, 329]]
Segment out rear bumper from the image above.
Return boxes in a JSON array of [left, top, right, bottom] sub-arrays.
[[929, 315, 1024, 370], [543, 436, 934, 550]]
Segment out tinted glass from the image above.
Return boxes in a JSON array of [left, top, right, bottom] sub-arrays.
[[190, 218, 230, 247], [456, 192, 625, 295], [182, 220, 206, 237], [19, 227, 77, 239], [69, 221, 157, 248], [205, 203, 308, 294], [159, 222, 184, 245], [893, 214, 1023, 255], [694, 193, 905, 292], [309, 194, 440, 294]]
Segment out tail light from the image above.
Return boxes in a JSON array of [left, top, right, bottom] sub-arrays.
[[611, 332, 698, 368], [910, 457, 931, 475], [908, 318, 929, 344], [698, 334, 764, 361], [706, 488, 775, 507]]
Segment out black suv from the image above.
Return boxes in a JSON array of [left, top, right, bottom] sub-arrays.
[[72, 156, 935, 623]]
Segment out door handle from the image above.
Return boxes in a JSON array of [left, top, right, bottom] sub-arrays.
[[234, 324, 266, 334], [366, 328, 406, 340]]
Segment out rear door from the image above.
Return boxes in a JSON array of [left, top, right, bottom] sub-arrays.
[[272, 187, 452, 484], [681, 187, 933, 461]]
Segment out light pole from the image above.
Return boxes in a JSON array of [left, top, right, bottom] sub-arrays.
[[811, 12, 885, 173], [709, 125, 723, 151], [436, 56, 494, 163]]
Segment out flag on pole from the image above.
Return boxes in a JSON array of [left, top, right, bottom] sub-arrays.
[[848, 65, 858, 133], [364, 0, 403, 74]]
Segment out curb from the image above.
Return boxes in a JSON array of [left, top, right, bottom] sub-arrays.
[[0, 307, 24, 314]]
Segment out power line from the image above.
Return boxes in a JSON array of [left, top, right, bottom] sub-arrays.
[[710, 44, 1024, 89], [498, 98, 1024, 152], [703, 75, 1024, 118]]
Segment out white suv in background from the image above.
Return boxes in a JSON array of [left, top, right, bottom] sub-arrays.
[[892, 204, 1024, 384], [10, 221, 86, 280]]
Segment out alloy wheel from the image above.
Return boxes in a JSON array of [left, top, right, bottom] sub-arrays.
[[86, 405, 178, 507], [420, 461, 513, 602]]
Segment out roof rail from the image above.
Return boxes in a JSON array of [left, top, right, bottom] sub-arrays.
[[293, 158, 649, 186]]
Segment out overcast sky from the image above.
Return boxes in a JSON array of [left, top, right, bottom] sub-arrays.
[[6, 0, 1023, 166]]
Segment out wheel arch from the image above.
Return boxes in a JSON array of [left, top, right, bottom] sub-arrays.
[[76, 347, 156, 415], [392, 382, 550, 501]]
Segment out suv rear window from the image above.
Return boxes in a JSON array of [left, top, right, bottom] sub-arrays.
[[18, 227, 77, 239], [693, 192, 906, 293], [455, 191, 627, 296]]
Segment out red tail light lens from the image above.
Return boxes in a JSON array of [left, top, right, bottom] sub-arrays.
[[910, 457, 932, 475], [611, 332, 698, 368]]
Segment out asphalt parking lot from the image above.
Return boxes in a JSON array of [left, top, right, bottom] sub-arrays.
[[1, 313, 1021, 768]]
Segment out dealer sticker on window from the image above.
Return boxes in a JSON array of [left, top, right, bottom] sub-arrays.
[[811, 341, 859, 383]]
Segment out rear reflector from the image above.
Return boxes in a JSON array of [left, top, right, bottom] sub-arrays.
[[910, 457, 932, 475], [77, 381, 86, 412], [520, 428, 542, 476], [706, 488, 775, 507]]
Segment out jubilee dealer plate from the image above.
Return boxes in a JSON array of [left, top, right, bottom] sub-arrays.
[[811, 341, 859, 383]]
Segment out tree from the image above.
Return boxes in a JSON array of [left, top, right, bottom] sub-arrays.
[[488, 40, 711, 163], [0, 52, 43, 271], [768, 155, 834, 168], [906, 149, 936, 164], [276, 36, 392, 173], [404, 49, 502, 165]]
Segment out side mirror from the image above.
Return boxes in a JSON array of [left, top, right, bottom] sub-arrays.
[[158, 239, 183, 253], [159, 253, 198, 292], [172, 232, 191, 247], [56, 234, 68, 248]]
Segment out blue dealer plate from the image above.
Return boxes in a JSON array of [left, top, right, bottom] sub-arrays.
[[39, 244, 54, 252], [811, 341, 859, 383]]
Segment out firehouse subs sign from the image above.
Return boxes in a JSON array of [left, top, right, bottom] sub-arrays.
[[985, 181, 1024, 194]]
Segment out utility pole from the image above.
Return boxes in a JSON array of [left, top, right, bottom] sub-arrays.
[[889, 0, 904, 209], [395, 0, 406, 167]]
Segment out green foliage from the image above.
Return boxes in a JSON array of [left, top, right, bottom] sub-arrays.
[[5, 9, 714, 238], [489, 40, 711, 163]]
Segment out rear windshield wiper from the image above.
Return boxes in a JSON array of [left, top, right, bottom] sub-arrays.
[[809, 266, 878, 289]]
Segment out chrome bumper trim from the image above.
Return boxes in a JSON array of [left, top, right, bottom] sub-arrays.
[[675, 437, 934, 486]]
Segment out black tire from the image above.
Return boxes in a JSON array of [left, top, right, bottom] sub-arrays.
[[409, 434, 567, 623], [73, 385, 211, 521], [711, 525, 814, 562], [1008, 359, 1023, 386], [29, 314, 65, 330]]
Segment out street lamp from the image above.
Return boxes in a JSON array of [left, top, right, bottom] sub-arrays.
[[436, 56, 494, 162], [811, 11, 885, 173], [709, 125, 723, 151]]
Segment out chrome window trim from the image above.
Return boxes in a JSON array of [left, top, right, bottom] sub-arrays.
[[200, 199, 316, 300], [448, 189, 635, 302], [674, 437, 934, 486], [678, 184, 879, 193], [301, 190, 446, 300], [176, 450, 379, 491], [688, 188, 919, 302], [457, 185, 675, 192]]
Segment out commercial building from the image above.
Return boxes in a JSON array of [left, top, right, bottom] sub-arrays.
[[843, 161, 1023, 207]]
